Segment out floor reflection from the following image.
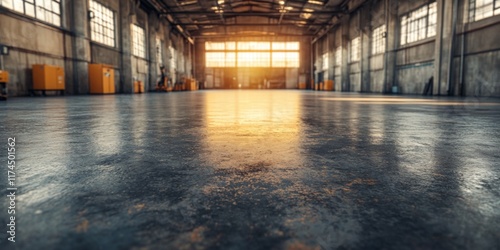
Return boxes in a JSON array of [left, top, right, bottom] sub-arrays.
[[201, 91, 304, 170]]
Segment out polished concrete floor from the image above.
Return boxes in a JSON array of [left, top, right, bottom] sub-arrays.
[[1, 90, 499, 249]]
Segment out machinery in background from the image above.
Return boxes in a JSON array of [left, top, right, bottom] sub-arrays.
[[314, 80, 334, 91], [156, 77, 198, 92]]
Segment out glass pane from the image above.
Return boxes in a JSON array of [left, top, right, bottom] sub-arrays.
[[13, 0, 23, 12], [286, 52, 299, 67], [237, 42, 270, 50], [44, 0, 51, 10], [205, 42, 225, 50], [1, 0, 14, 9], [272, 42, 286, 50], [272, 52, 286, 67], [322, 53, 328, 70], [25, 3, 35, 16], [52, 1, 59, 14], [237, 52, 270, 67], [37, 7, 45, 21], [206, 52, 225, 67], [52, 14, 60, 26], [286, 42, 299, 50], [335, 47, 341, 65], [225, 42, 235, 50], [225, 52, 236, 67]]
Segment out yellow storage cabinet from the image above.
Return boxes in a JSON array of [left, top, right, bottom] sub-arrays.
[[89, 64, 115, 94], [32, 64, 65, 91]]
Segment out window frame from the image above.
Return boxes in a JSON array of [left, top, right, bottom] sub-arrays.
[[399, 2, 437, 46], [335, 46, 341, 66], [132, 24, 146, 59], [0, 0, 62, 26], [89, 0, 116, 48], [349, 37, 360, 63], [322, 53, 329, 70], [371, 25, 386, 55], [469, 0, 500, 22], [205, 41, 300, 68]]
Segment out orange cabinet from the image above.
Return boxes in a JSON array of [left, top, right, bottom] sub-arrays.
[[89, 64, 115, 94], [298, 82, 306, 89], [185, 78, 198, 91], [0, 70, 8, 100], [0, 70, 9, 82], [134, 81, 144, 93], [323, 80, 334, 91], [32, 64, 65, 90]]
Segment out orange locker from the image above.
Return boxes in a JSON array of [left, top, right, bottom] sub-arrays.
[[32, 64, 65, 90], [185, 78, 197, 91], [323, 80, 334, 91], [89, 64, 115, 94], [0, 70, 8, 100], [0, 70, 9, 82], [134, 81, 144, 93], [298, 82, 306, 89]]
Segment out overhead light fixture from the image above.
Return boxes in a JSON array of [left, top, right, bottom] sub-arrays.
[[167, 14, 174, 23], [304, 8, 314, 12], [307, 0, 323, 5], [176, 25, 184, 32], [218, 0, 225, 4], [179, 0, 197, 6], [285, 6, 293, 10], [279, 1, 285, 5]]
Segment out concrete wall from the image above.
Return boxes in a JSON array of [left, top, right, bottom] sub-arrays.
[[0, 0, 193, 96], [312, 0, 500, 97]]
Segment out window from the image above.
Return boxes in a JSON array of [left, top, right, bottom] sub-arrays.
[[350, 37, 360, 62], [206, 52, 225, 67], [371, 25, 386, 55], [272, 42, 300, 50], [206, 52, 236, 67], [132, 24, 146, 58], [169, 46, 176, 72], [237, 42, 270, 50], [272, 52, 299, 68], [89, 0, 115, 47], [322, 53, 329, 70], [335, 47, 341, 66], [1, 0, 61, 26], [238, 52, 270, 67], [205, 42, 233, 50], [205, 41, 299, 68], [156, 38, 162, 66], [469, 0, 500, 21], [400, 2, 437, 45]]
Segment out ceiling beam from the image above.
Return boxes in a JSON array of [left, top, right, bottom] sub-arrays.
[[193, 34, 313, 38], [161, 10, 344, 16], [175, 23, 326, 26]]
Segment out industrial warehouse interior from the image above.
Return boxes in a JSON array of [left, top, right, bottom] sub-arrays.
[[0, 0, 499, 249]]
